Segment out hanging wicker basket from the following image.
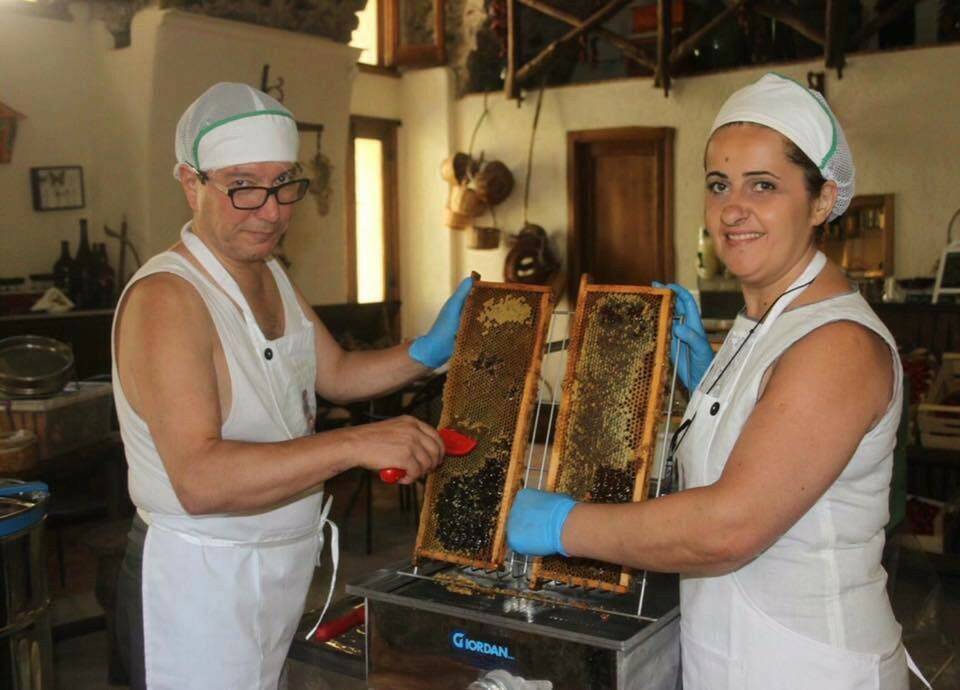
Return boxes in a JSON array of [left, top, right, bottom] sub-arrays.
[[468, 226, 501, 250], [474, 161, 514, 206], [440, 152, 479, 185], [449, 181, 487, 218], [443, 206, 472, 230], [0, 430, 38, 474]]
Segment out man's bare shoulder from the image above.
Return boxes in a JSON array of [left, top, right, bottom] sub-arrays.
[[125, 272, 204, 312], [120, 272, 213, 342]]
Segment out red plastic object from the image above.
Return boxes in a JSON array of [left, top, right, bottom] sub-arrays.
[[378, 428, 479, 483], [438, 427, 478, 457], [312, 605, 366, 642], [379, 468, 406, 484]]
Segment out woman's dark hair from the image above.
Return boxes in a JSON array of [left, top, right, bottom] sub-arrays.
[[783, 139, 827, 200]]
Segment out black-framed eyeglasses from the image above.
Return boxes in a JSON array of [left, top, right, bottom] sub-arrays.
[[192, 167, 310, 210]]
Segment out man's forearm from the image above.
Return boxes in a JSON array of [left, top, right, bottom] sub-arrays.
[[318, 343, 431, 403], [166, 429, 356, 515]]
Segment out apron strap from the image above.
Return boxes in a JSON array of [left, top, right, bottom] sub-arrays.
[[305, 495, 339, 641], [906, 647, 933, 689]]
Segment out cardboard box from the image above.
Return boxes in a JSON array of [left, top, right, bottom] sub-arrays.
[[917, 353, 960, 449], [900, 495, 959, 555]]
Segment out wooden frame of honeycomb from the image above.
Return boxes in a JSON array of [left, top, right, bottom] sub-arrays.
[[529, 275, 674, 593], [414, 280, 554, 570]]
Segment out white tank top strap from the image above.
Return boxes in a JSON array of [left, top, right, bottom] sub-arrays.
[[112, 224, 322, 520]]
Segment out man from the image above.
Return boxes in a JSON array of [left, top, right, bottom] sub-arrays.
[[112, 82, 470, 690]]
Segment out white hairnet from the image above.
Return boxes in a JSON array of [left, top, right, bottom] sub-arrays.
[[710, 72, 854, 221], [173, 82, 299, 179]]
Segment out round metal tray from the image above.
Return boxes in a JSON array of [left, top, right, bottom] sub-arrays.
[[0, 336, 74, 398]]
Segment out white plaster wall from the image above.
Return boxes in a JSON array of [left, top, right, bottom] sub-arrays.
[[398, 68, 457, 338], [94, 8, 161, 285], [0, 6, 357, 305], [351, 71, 403, 120], [4, 5, 959, 324], [426, 44, 960, 292], [144, 9, 358, 305], [0, 5, 110, 277]]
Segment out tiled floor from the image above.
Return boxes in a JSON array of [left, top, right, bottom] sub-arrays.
[[48, 475, 960, 690]]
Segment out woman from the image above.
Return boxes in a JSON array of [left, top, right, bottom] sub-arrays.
[[507, 73, 927, 690]]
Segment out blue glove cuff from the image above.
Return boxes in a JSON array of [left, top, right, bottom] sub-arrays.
[[409, 336, 445, 369], [550, 495, 578, 556]]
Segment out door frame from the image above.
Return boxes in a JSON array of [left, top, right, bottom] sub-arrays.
[[567, 126, 675, 304]]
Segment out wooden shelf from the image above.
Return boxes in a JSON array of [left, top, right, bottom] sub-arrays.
[[818, 193, 895, 279]]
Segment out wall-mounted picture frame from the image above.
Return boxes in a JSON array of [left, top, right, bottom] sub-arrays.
[[383, 0, 445, 68], [30, 165, 85, 211]]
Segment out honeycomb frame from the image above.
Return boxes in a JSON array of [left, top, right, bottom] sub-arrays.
[[414, 279, 554, 570], [529, 275, 674, 593]]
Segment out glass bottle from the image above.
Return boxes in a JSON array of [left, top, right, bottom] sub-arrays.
[[96, 243, 116, 307], [71, 218, 95, 308], [52, 240, 73, 294]]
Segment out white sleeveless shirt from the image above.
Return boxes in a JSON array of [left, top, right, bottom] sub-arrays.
[[112, 239, 323, 539], [678, 288, 907, 689], [111, 225, 330, 690]]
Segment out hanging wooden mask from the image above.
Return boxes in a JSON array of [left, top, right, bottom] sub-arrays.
[[504, 223, 560, 285]]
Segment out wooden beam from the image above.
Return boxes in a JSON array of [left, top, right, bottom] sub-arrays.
[[656, 0, 671, 96], [505, 0, 521, 100], [853, 0, 923, 47], [824, 0, 847, 77], [515, 0, 631, 85], [519, 0, 655, 70], [670, 0, 744, 67], [752, 1, 825, 46]]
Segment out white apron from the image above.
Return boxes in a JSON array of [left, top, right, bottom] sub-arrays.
[[112, 225, 336, 690], [675, 252, 928, 690]]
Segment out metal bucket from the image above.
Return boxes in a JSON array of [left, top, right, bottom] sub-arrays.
[[0, 481, 53, 689]]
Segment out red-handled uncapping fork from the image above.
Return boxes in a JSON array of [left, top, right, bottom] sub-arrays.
[[378, 428, 478, 483], [311, 604, 366, 642]]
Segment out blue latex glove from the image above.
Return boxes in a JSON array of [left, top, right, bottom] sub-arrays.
[[506, 488, 578, 557], [409, 276, 474, 369], [653, 281, 715, 391]]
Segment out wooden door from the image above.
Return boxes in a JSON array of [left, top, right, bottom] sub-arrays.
[[568, 127, 674, 304]]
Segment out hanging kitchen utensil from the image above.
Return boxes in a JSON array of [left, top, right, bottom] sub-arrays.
[[0, 336, 74, 398]]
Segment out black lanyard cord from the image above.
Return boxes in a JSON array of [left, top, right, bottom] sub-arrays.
[[701, 276, 817, 396], [667, 273, 819, 467]]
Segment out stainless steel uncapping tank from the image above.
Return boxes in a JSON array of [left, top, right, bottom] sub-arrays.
[[0, 481, 53, 689]]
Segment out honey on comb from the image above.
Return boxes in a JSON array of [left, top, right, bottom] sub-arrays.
[[414, 282, 553, 569], [531, 286, 673, 592]]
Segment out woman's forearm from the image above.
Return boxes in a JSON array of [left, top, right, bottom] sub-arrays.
[[561, 485, 758, 575]]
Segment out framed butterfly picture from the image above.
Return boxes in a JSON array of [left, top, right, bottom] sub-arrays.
[[30, 165, 85, 211]]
